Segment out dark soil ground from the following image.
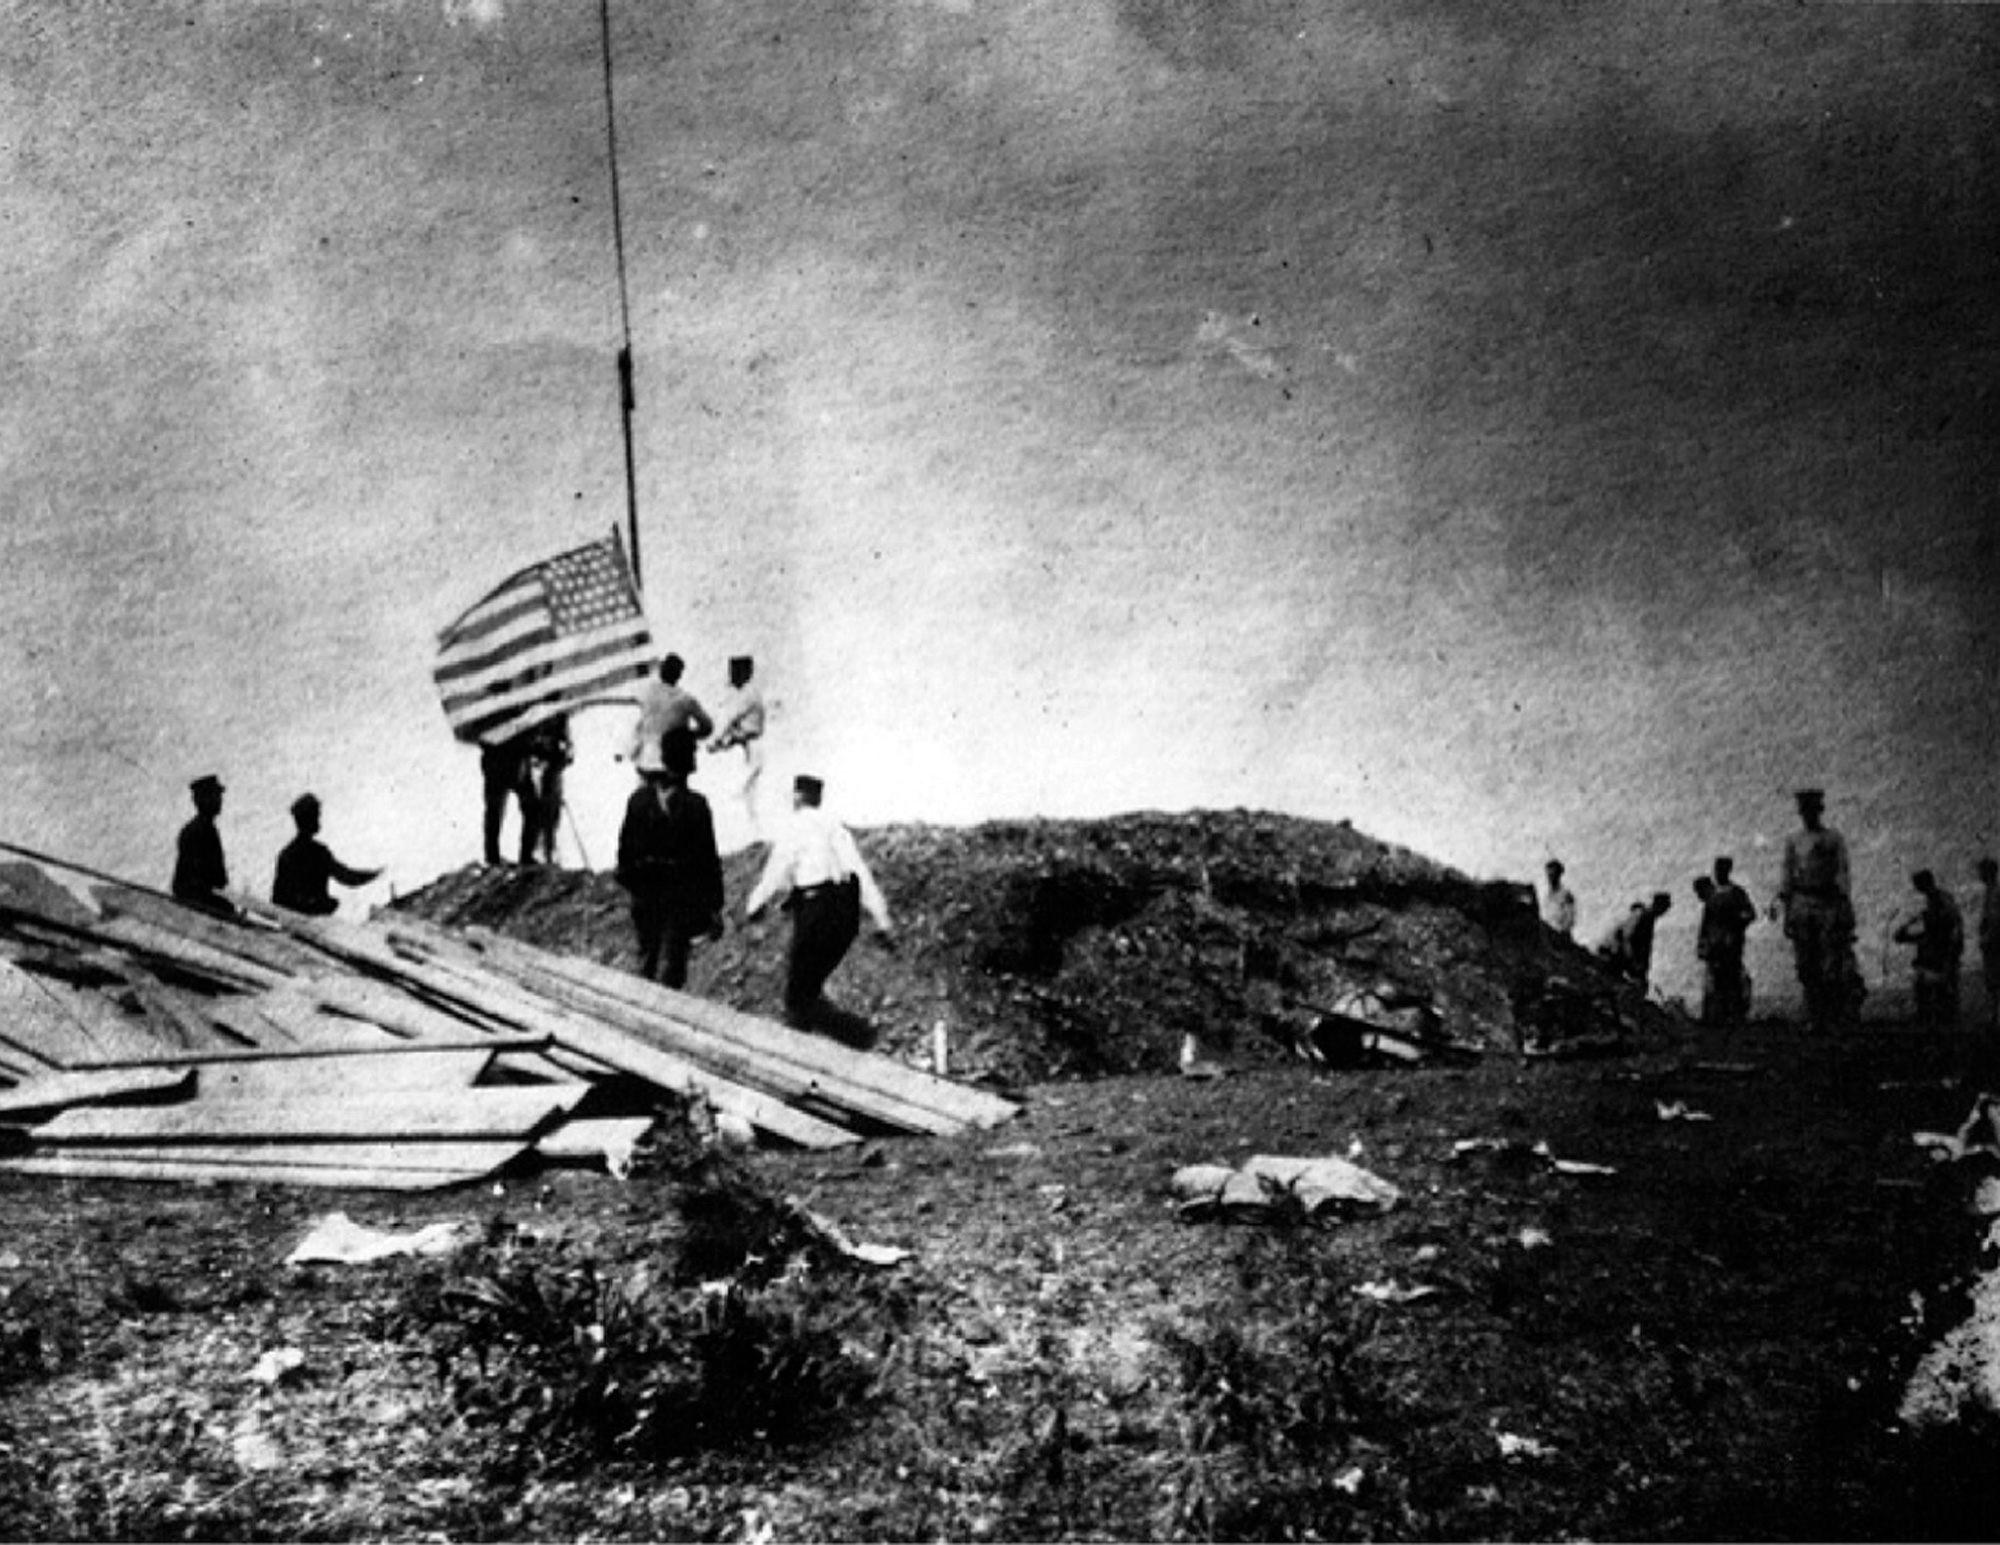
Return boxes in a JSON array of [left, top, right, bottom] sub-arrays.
[[0, 812, 1996, 1541]]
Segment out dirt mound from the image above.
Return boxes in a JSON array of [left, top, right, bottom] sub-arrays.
[[392, 809, 1672, 1084]]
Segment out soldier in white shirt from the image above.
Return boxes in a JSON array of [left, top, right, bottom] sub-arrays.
[[745, 774, 894, 1028], [1540, 859, 1577, 938], [625, 653, 712, 775], [708, 655, 767, 834]]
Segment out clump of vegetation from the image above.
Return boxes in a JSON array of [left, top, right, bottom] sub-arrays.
[[402, 1175, 913, 1482], [1155, 1231, 1415, 1540]]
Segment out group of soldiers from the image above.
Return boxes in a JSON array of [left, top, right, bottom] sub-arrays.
[[1542, 788, 2000, 1035], [603, 653, 894, 1030], [170, 775, 381, 920]]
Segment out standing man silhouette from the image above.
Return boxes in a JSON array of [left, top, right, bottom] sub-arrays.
[[171, 774, 236, 918]]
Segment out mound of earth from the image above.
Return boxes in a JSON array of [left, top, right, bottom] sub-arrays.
[[391, 809, 1673, 1085]]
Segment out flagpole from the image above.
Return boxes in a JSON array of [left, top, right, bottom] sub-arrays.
[[598, 0, 642, 590]]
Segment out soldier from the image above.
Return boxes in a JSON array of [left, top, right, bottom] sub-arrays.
[[171, 773, 236, 918], [1773, 789, 1862, 1034], [1894, 869, 1964, 1035], [518, 714, 572, 867], [626, 653, 712, 776], [1704, 856, 1757, 1028], [615, 727, 723, 989], [479, 732, 537, 867], [1596, 892, 1672, 990], [709, 655, 767, 835], [1540, 859, 1577, 938], [272, 794, 382, 916], [744, 773, 894, 1029]]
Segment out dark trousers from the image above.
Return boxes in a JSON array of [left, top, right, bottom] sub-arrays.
[[520, 764, 563, 865], [785, 879, 861, 1027], [632, 893, 697, 989], [1914, 966, 1961, 1034], [1702, 949, 1750, 1028], [481, 755, 533, 865]]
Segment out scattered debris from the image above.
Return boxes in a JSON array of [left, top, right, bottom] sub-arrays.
[[1914, 1096, 2000, 1164], [1656, 1099, 1714, 1123], [0, 860, 1020, 1190], [1515, 1225, 1554, 1250], [286, 1212, 474, 1266], [1353, 1278, 1441, 1305], [1496, 1430, 1557, 1461], [1171, 1152, 1402, 1221], [1451, 1136, 1616, 1176], [795, 1206, 912, 1269], [249, 1346, 306, 1386]]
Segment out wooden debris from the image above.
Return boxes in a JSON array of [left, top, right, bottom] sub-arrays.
[[0, 1066, 194, 1119], [34, 1085, 587, 1145], [0, 847, 1019, 1190]]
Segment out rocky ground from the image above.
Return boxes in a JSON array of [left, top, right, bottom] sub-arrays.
[[0, 810, 1995, 1541]]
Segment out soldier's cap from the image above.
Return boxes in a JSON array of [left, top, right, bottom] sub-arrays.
[[190, 774, 224, 797], [794, 774, 824, 800], [1545, 859, 1564, 875], [729, 654, 753, 672], [1794, 787, 1825, 804], [290, 793, 320, 820]]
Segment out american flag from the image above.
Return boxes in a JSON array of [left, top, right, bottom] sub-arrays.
[[433, 531, 656, 746]]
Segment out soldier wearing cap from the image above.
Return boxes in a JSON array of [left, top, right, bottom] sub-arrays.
[[744, 772, 894, 1029], [272, 794, 382, 916], [615, 727, 724, 989], [1774, 788, 1861, 1033], [172, 774, 236, 917]]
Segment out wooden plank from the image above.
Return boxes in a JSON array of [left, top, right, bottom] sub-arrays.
[[0, 1067, 193, 1117], [16, 1138, 528, 1172], [89, 916, 288, 991], [248, 911, 857, 1149], [411, 964, 862, 1149], [0, 964, 161, 1065], [384, 919, 953, 1131], [91, 886, 331, 979], [116, 967, 244, 1052], [535, 1116, 655, 1175], [65, 1033, 550, 1070], [194, 1048, 494, 1103], [443, 923, 1019, 1130], [420, 926, 999, 1136], [34, 1084, 588, 1145], [0, 1150, 518, 1191], [301, 976, 508, 1043], [464, 950, 960, 1137]]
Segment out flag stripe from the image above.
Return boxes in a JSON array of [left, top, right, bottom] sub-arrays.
[[461, 657, 656, 745], [438, 584, 548, 648], [433, 571, 542, 648], [439, 624, 652, 718], [435, 619, 560, 688]]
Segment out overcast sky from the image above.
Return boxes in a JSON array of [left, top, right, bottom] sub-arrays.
[[4, 0, 1995, 994]]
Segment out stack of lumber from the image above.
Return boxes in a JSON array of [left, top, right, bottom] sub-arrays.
[[0, 856, 1017, 1191]]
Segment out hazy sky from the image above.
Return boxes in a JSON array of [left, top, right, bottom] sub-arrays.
[[4, 0, 1995, 996]]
